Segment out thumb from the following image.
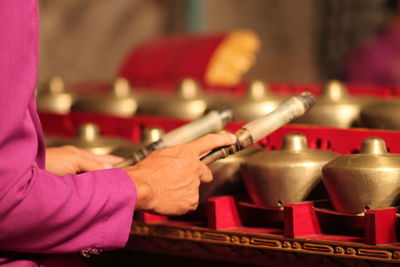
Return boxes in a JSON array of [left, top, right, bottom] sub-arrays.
[[186, 133, 237, 157]]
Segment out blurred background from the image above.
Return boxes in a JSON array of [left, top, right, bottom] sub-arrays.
[[38, 0, 400, 85]]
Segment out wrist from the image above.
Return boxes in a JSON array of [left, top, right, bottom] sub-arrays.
[[123, 168, 153, 210]]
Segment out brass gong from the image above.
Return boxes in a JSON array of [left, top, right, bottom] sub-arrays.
[[295, 80, 373, 128], [111, 127, 164, 158], [72, 78, 138, 117], [241, 133, 339, 208], [199, 146, 262, 203], [322, 137, 400, 214], [49, 123, 132, 155], [37, 76, 75, 114], [360, 99, 400, 130], [230, 80, 286, 121], [139, 78, 208, 119]]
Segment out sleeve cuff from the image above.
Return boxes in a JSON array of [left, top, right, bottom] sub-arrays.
[[91, 168, 137, 250]]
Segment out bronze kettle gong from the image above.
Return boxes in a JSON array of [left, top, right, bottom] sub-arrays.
[[143, 78, 208, 119], [111, 127, 164, 158], [322, 137, 400, 214], [37, 76, 75, 114], [49, 123, 132, 155], [199, 146, 262, 203], [230, 80, 286, 121], [240, 133, 339, 208], [295, 80, 372, 128], [72, 78, 138, 117], [360, 100, 400, 130]]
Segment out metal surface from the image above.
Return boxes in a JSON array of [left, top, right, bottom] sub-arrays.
[[295, 80, 373, 128], [141, 127, 164, 146], [322, 137, 400, 214], [37, 76, 75, 114], [199, 146, 261, 203], [360, 99, 400, 130], [240, 133, 339, 208], [231, 80, 286, 121], [140, 78, 208, 119], [72, 78, 138, 117], [49, 123, 132, 155]]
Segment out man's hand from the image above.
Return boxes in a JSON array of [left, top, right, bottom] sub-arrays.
[[123, 133, 236, 216], [45, 146, 123, 176]]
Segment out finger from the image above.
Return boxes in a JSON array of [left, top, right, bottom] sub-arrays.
[[198, 163, 213, 183], [76, 148, 124, 167], [75, 155, 107, 172], [189, 199, 199, 212], [91, 154, 124, 166], [186, 133, 237, 157]]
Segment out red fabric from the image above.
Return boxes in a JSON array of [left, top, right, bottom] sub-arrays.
[[119, 34, 226, 89]]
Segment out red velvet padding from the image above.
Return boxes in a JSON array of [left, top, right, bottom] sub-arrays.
[[119, 34, 225, 89]]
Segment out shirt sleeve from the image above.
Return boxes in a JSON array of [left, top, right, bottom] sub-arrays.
[[0, 168, 137, 254], [0, 0, 137, 254]]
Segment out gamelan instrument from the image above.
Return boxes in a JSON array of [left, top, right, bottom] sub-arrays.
[[240, 132, 338, 208], [200, 92, 316, 165], [294, 80, 374, 128], [111, 127, 164, 158], [72, 78, 138, 117], [37, 76, 75, 114], [114, 108, 233, 167], [48, 123, 132, 155], [322, 137, 400, 214], [230, 80, 286, 121], [360, 99, 400, 130]]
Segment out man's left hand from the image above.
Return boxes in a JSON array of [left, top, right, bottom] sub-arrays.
[[45, 145, 123, 176]]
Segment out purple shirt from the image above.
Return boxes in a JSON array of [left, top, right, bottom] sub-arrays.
[[0, 1, 137, 266]]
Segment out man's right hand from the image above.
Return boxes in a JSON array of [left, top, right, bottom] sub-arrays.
[[123, 133, 236, 216]]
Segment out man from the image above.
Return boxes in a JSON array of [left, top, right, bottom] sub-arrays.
[[0, 1, 235, 266]]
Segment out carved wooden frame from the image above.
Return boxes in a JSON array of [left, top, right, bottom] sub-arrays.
[[130, 222, 400, 263]]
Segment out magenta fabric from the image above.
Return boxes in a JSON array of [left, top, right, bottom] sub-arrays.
[[0, 1, 137, 266]]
